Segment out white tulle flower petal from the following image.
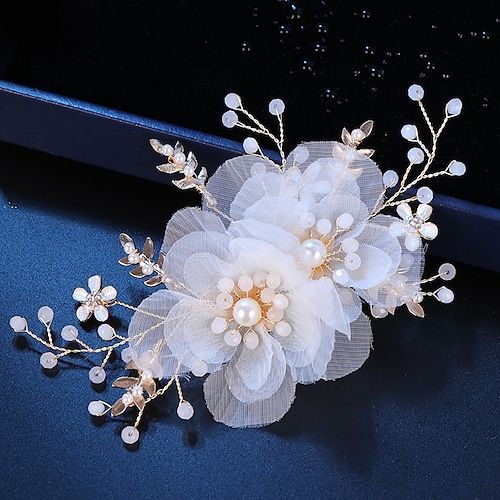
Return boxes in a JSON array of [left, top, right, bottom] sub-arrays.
[[348, 243, 393, 289]]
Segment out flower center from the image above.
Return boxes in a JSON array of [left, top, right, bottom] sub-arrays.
[[299, 239, 327, 268], [232, 297, 262, 327]]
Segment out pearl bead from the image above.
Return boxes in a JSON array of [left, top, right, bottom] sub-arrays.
[[121, 392, 134, 406], [243, 137, 259, 154], [371, 306, 388, 318], [383, 170, 399, 188], [88, 401, 105, 416], [40, 352, 57, 369], [252, 271, 267, 288], [121, 426, 140, 445], [97, 324, 115, 341], [61, 325, 78, 341], [446, 98, 462, 116], [101, 286, 117, 302], [123, 242, 135, 254], [141, 263, 154, 276], [448, 160, 466, 176], [177, 401, 194, 420], [275, 321, 292, 337], [232, 298, 262, 327], [439, 263, 456, 281], [351, 128, 366, 142], [268, 98, 285, 115], [344, 253, 361, 271], [243, 330, 259, 350], [128, 253, 140, 264], [265, 272, 281, 289], [299, 239, 327, 268], [436, 286, 454, 304], [217, 277, 235, 293], [9, 316, 27, 333], [408, 84, 424, 101], [238, 274, 254, 292], [89, 366, 106, 384], [72, 287, 89, 302], [161, 144, 174, 156], [216, 292, 233, 310], [173, 152, 186, 164], [37, 306, 54, 325], [407, 147, 425, 164], [272, 294, 289, 309], [93, 305, 109, 323], [222, 110, 238, 128], [332, 268, 349, 285], [224, 329, 242, 346], [121, 347, 132, 363], [132, 385, 143, 398], [401, 124, 417, 141], [341, 238, 359, 253], [336, 213, 354, 229], [191, 359, 208, 377], [210, 317, 227, 334], [417, 186, 434, 204], [260, 287, 275, 304], [224, 92, 241, 109], [316, 218, 332, 236]]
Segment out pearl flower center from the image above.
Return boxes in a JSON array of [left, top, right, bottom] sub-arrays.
[[299, 239, 327, 268], [232, 297, 262, 327]]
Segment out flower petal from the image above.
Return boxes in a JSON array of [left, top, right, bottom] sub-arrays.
[[416, 203, 432, 221], [397, 203, 413, 221], [348, 244, 392, 289], [419, 222, 438, 240], [88, 275, 102, 293]]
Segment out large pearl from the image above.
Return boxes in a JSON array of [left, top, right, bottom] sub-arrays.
[[232, 298, 262, 327], [299, 239, 327, 268]]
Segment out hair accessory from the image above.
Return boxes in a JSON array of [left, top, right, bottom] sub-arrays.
[[9, 84, 464, 444]]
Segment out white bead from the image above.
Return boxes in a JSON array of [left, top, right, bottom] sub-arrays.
[[243, 330, 259, 350], [401, 124, 417, 141], [97, 324, 115, 341], [243, 137, 259, 154], [210, 317, 227, 334], [161, 144, 174, 156], [351, 128, 366, 142], [121, 426, 140, 444], [436, 286, 454, 304], [383, 170, 399, 188], [173, 152, 186, 164], [121, 347, 133, 363], [371, 305, 388, 318], [132, 385, 143, 397], [121, 392, 134, 406], [316, 218, 332, 235], [191, 359, 208, 377], [40, 352, 57, 369], [275, 321, 292, 337], [272, 293, 289, 309], [177, 401, 194, 420], [216, 292, 233, 310], [419, 222, 438, 240], [344, 253, 361, 270], [268, 98, 285, 115], [417, 186, 434, 204], [299, 239, 327, 268], [439, 263, 456, 281], [265, 272, 281, 289], [88, 275, 102, 293], [336, 213, 354, 229], [332, 268, 349, 285], [407, 147, 425, 164], [141, 263, 154, 275], [128, 253, 140, 264], [89, 366, 106, 384], [448, 160, 466, 176], [232, 298, 262, 327], [100, 286, 117, 302], [9, 316, 27, 333], [224, 329, 242, 346], [341, 238, 359, 253], [405, 233, 421, 252], [123, 242, 135, 254], [37, 306, 54, 325], [446, 98, 462, 116], [222, 110, 238, 128], [88, 400, 105, 417], [72, 287, 89, 302], [252, 271, 267, 288], [408, 84, 424, 101], [267, 306, 284, 323], [293, 146, 309, 164], [217, 277, 235, 293], [224, 93, 241, 109], [76, 305, 91, 322], [238, 274, 254, 292], [61, 325, 78, 341], [260, 287, 275, 303], [93, 305, 109, 323]]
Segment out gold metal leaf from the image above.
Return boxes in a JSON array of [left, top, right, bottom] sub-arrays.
[[406, 301, 425, 318], [145, 275, 163, 287], [111, 399, 127, 417], [119, 233, 133, 247], [130, 267, 146, 278], [133, 394, 146, 411], [172, 179, 195, 190], [174, 141, 184, 154], [360, 120, 374, 137], [156, 163, 181, 174], [118, 256, 131, 266], [142, 237, 154, 259], [141, 378, 156, 397], [359, 148, 375, 158], [198, 166, 208, 183], [157, 251, 166, 269], [126, 360, 138, 371], [149, 138, 164, 154], [341, 127, 354, 147], [112, 376, 139, 389]]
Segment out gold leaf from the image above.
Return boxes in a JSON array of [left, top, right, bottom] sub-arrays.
[[172, 179, 195, 190], [142, 238, 154, 259], [141, 378, 156, 397], [359, 148, 375, 158], [111, 399, 127, 417], [156, 163, 181, 174], [174, 141, 184, 154], [198, 166, 208, 183], [341, 127, 354, 147], [130, 267, 146, 278], [126, 360, 138, 371], [112, 376, 139, 389], [406, 301, 425, 318], [133, 394, 146, 411], [118, 256, 131, 266], [157, 251, 166, 269], [360, 120, 374, 137], [149, 138, 164, 154], [119, 233, 133, 248], [145, 275, 163, 287]]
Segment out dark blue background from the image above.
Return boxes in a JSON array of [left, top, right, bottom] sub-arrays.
[[1, 143, 498, 498]]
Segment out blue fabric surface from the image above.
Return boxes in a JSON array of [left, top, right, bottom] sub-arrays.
[[1, 143, 499, 499]]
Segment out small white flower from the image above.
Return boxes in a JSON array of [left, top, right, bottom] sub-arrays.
[[72, 275, 117, 322]]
